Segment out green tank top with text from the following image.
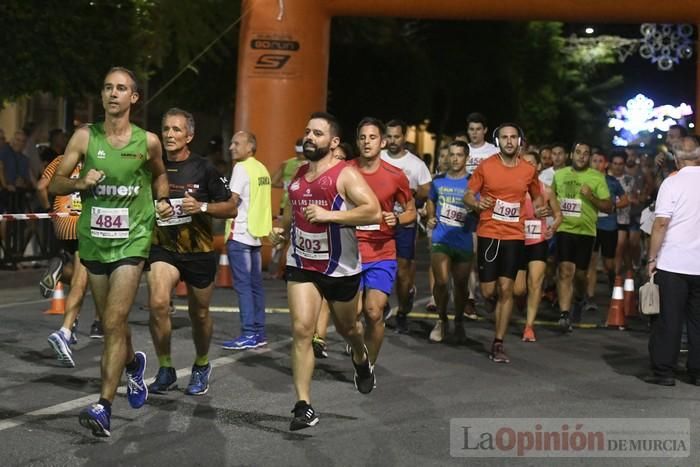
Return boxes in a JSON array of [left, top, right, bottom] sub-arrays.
[[78, 123, 155, 262]]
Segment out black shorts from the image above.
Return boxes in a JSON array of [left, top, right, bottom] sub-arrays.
[[60, 239, 78, 255], [556, 232, 595, 270], [594, 229, 617, 259], [519, 241, 549, 270], [149, 244, 217, 289], [617, 224, 630, 232], [81, 257, 145, 276], [285, 266, 361, 302], [477, 237, 524, 282]]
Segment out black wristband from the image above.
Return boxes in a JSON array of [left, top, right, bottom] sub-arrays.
[[157, 197, 171, 206]]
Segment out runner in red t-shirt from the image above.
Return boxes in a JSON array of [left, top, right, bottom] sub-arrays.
[[350, 117, 414, 365]]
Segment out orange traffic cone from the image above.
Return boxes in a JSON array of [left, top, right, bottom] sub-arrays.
[[215, 253, 233, 288], [623, 270, 637, 318], [44, 282, 65, 315], [174, 280, 188, 298], [606, 276, 626, 330]]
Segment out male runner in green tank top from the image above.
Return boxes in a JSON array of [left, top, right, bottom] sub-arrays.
[[50, 67, 173, 437]]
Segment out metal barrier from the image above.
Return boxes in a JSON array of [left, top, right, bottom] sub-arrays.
[[0, 191, 61, 269]]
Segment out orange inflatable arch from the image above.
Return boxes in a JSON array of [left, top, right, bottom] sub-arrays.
[[235, 0, 700, 178]]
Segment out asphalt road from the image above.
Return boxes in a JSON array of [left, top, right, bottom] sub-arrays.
[[0, 243, 698, 466]]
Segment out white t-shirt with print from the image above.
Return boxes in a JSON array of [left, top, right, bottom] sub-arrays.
[[467, 142, 498, 175]]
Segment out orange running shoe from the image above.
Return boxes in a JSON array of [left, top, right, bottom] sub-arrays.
[[522, 326, 536, 342]]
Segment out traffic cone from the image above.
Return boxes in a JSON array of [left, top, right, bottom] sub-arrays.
[[44, 282, 65, 315], [174, 280, 187, 298], [606, 276, 626, 330], [623, 270, 637, 318], [215, 253, 233, 288]]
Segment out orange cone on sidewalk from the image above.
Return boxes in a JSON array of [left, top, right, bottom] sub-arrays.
[[623, 270, 637, 318], [215, 253, 233, 288], [174, 280, 188, 298], [606, 276, 626, 330], [44, 282, 65, 315]]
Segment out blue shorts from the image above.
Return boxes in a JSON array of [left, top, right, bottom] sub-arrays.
[[395, 226, 417, 260], [360, 260, 397, 295]]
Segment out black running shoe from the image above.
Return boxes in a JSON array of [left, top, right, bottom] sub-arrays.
[[351, 345, 375, 394], [289, 400, 319, 431], [395, 313, 409, 334], [312, 335, 328, 359], [559, 312, 573, 333], [39, 257, 63, 298], [89, 320, 104, 339]]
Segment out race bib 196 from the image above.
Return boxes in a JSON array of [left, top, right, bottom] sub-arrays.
[[90, 207, 129, 238], [492, 199, 520, 223], [156, 198, 192, 227], [440, 203, 467, 227], [560, 198, 582, 217], [525, 219, 543, 240], [294, 227, 329, 260]]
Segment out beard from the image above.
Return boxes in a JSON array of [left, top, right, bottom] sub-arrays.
[[303, 142, 331, 162]]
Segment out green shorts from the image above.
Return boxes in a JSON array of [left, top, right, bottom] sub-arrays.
[[431, 243, 473, 263]]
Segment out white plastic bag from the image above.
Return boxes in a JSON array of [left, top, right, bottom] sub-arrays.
[[639, 273, 660, 315]]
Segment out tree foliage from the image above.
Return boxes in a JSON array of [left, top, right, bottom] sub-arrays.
[[328, 18, 623, 147], [0, 0, 240, 113]]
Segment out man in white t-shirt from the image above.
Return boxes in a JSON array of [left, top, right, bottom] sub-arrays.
[[465, 112, 498, 176], [222, 131, 272, 350], [380, 119, 432, 332], [645, 146, 700, 386], [463, 113, 498, 317], [538, 142, 568, 187]]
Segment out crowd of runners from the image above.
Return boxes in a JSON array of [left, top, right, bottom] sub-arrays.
[[37, 66, 693, 437]]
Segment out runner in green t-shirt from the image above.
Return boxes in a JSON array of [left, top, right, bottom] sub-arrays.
[[49, 67, 173, 438], [551, 142, 612, 332]]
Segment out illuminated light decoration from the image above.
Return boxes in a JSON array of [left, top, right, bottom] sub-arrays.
[[608, 93, 693, 146], [639, 23, 693, 71], [565, 24, 694, 71]]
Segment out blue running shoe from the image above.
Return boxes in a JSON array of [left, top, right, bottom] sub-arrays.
[[126, 351, 148, 409], [148, 366, 177, 394], [255, 332, 268, 347], [185, 364, 211, 396], [48, 331, 75, 368], [79, 403, 111, 437], [221, 334, 261, 350]]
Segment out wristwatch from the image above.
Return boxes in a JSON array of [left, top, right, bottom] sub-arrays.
[[200, 202, 209, 213]]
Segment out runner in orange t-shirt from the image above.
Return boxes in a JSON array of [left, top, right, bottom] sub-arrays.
[[37, 155, 102, 368], [465, 123, 543, 364]]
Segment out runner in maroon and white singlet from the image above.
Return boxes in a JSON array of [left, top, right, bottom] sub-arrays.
[[270, 112, 381, 431]]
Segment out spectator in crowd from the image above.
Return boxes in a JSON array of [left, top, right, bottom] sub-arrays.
[[645, 144, 700, 386], [40, 129, 68, 168]]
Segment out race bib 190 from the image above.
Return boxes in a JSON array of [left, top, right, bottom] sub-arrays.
[[492, 199, 520, 223], [294, 227, 329, 260], [156, 198, 192, 226], [560, 198, 582, 217], [90, 207, 129, 238]]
